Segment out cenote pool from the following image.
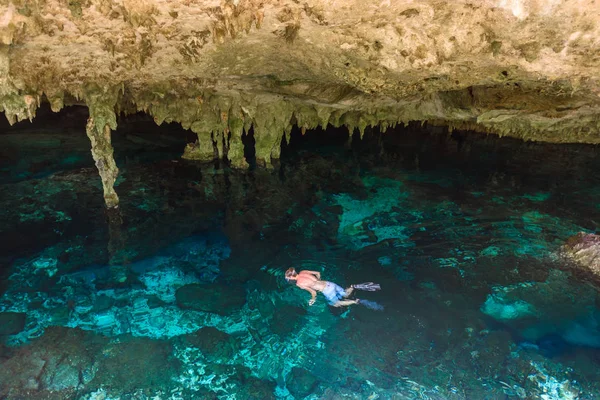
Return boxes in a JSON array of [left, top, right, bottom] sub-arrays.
[[1, 111, 600, 399]]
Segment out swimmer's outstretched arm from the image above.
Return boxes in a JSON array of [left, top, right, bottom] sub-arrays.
[[298, 284, 317, 305]]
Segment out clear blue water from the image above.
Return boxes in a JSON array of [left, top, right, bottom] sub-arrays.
[[1, 112, 600, 399]]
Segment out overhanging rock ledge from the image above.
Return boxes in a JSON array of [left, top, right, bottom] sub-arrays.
[[1, 0, 600, 206]]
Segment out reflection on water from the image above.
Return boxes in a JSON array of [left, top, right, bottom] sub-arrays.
[[1, 118, 600, 399]]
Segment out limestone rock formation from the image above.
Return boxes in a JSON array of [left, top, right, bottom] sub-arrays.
[[178, 326, 240, 362], [2, 0, 600, 206], [562, 232, 600, 283]]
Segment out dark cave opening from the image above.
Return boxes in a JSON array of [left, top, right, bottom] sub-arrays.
[[2, 104, 600, 187], [280, 120, 600, 188]]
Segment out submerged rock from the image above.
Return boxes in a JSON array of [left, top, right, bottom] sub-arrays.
[[286, 367, 319, 399], [270, 305, 307, 338], [175, 282, 246, 315], [0, 327, 102, 396], [0, 312, 26, 335], [179, 326, 240, 362], [92, 336, 181, 393], [333, 176, 410, 249], [481, 295, 536, 321], [41, 359, 82, 391], [1, 326, 183, 396], [237, 376, 277, 400]]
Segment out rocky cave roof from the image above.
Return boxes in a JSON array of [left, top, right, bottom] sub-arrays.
[[1, 0, 600, 206]]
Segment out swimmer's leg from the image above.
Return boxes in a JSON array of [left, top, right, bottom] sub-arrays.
[[332, 299, 359, 307]]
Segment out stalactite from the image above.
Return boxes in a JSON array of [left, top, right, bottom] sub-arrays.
[[293, 105, 319, 131], [252, 101, 294, 167], [315, 106, 332, 129], [83, 85, 121, 208], [227, 106, 248, 168], [86, 118, 120, 208], [44, 90, 65, 112], [284, 125, 292, 144], [214, 130, 226, 160], [328, 109, 344, 128], [228, 132, 248, 168], [254, 133, 276, 167], [380, 121, 389, 133], [269, 131, 284, 161], [0, 93, 40, 124], [183, 129, 216, 161]]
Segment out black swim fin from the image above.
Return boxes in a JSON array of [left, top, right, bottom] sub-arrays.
[[352, 282, 381, 291]]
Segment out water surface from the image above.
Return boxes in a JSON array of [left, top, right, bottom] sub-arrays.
[[1, 116, 599, 399]]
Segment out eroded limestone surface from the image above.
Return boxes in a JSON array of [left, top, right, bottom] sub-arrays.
[[2, 0, 600, 205], [562, 232, 600, 284]]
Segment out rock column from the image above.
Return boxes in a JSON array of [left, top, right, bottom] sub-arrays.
[[86, 117, 119, 208]]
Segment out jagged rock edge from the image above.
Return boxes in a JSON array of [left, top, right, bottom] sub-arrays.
[[3, 84, 600, 207]]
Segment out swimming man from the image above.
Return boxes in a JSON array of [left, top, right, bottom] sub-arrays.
[[285, 267, 381, 307]]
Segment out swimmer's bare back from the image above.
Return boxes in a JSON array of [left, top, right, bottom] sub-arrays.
[[288, 270, 325, 305], [295, 270, 326, 290]]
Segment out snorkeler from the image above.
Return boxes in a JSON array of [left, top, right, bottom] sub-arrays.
[[285, 267, 383, 310]]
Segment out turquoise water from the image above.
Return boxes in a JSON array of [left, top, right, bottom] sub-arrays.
[[1, 112, 600, 399]]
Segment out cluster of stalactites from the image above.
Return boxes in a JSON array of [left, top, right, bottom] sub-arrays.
[[0, 87, 409, 208], [5, 84, 600, 208], [142, 93, 409, 168], [178, 103, 406, 168]]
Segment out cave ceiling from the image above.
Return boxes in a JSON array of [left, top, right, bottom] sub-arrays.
[[1, 0, 600, 206]]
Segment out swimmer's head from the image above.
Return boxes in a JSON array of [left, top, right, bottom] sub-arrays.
[[285, 268, 297, 281]]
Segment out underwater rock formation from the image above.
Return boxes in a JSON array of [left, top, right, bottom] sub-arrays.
[[562, 232, 600, 283], [0, 327, 101, 396], [2, 0, 600, 205], [0, 312, 25, 335], [178, 326, 240, 362], [175, 282, 246, 315], [286, 366, 318, 399]]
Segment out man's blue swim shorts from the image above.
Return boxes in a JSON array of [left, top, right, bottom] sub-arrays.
[[322, 281, 346, 304]]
